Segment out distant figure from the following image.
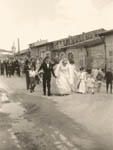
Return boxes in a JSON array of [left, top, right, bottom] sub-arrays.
[[24, 61, 30, 90], [11, 59, 15, 76], [68, 57, 77, 92], [0, 60, 5, 75], [92, 68, 99, 80], [86, 74, 95, 94], [105, 68, 113, 94], [77, 67, 87, 94], [14, 59, 21, 77], [96, 69, 104, 93], [13, 59, 18, 76], [7, 60, 12, 77]]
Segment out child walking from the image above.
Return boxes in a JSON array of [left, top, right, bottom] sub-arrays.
[[29, 66, 37, 93], [86, 74, 95, 94]]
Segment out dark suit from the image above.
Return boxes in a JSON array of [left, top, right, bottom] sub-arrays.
[[38, 62, 56, 96], [24, 63, 30, 90], [0, 62, 5, 75], [105, 71, 113, 93], [14, 60, 20, 77], [7, 62, 12, 77]]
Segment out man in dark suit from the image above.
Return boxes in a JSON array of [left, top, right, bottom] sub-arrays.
[[24, 60, 30, 90], [15, 59, 21, 77], [38, 57, 56, 96], [0, 60, 5, 75], [105, 68, 113, 94]]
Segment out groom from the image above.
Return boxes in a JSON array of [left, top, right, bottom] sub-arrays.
[[38, 56, 56, 96]]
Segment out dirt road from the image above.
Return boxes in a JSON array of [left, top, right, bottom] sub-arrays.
[[0, 76, 113, 150]]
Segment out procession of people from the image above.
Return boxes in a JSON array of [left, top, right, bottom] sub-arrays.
[[0, 58, 22, 77], [0, 54, 113, 96]]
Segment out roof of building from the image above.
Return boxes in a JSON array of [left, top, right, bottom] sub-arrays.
[[29, 40, 49, 48], [72, 37, 103, 48], [0, 49, 12, 53], [52, 37, 103, 50], [0, 49, 12, 57], [98, 29, 113, 36], [14, 49, 29, 56], [29, 41, 53, 48], [19, 49, 29, 54], [29, 28, 105, 49]]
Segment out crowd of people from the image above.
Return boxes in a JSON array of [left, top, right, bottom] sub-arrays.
[[0, 58, 23, 77], [23, 54, 113, 96], [0, 54, 113, 96]]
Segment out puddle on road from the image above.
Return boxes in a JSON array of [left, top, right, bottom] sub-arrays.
[[0, 102, 25, 119]]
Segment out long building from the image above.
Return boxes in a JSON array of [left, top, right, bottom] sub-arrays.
[[29, 28, 113, 70], [0, 49, 13, 59], [15, 48, 30, 60]]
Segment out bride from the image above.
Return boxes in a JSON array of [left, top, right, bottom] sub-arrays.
[[52, 58, 71, 95]]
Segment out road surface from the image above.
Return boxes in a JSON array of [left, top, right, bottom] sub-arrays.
[[0, 76, 113, 150]]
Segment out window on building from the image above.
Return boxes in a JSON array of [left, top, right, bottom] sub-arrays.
[[63, 40, 67, 46], [109, 51, 113, 56], [61, 41, 64, 46], [74, 38, 77, 43], [80, 35, 84, 42], [110, 59, 112, 63], [80, 60, 84, 67], [81, 48, 83, 53], [76, 36, 79, 43], [46, 51, 50, 57], [66, 39, 69, 45], [86, 50, 89, 57]]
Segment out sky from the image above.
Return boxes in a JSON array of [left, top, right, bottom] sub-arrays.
[[0, 0, 113, 51]]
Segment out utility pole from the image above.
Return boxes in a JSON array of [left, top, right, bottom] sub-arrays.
[[17, 38, 20, 56], [12, 42, 16, 56], [104, 40, 107, 73], [99, 35, 107, 73]]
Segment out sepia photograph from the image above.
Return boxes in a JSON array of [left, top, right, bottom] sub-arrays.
[[0, 0, 113, 149]]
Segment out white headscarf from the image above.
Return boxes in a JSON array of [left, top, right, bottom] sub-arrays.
[[55, 58, 69, 77]]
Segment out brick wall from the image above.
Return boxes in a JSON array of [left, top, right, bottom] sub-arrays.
[[87, 44, 105, 69], [30, 47, 39, 58], [105, 34, 113, 69], [66, 47, 87, 68]]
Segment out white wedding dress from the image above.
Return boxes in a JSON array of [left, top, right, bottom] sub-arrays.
[[77, 71, 87, 94], [52, 61, 71, 95]]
